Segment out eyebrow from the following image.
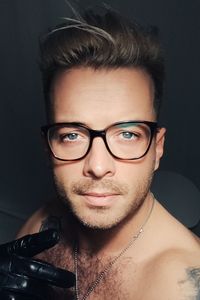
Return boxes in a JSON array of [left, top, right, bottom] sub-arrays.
[[56, 121, 89, 127], [115, 122, 141, 128]]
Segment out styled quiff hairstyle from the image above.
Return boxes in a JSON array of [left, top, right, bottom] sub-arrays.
[[39, 7, 165, 120]]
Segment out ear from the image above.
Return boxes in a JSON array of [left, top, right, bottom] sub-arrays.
[[154, 127, 166, 171]]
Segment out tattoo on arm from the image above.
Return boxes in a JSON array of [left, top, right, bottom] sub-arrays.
[[187, 267, 200, 300], [39, 216, 62, 232]]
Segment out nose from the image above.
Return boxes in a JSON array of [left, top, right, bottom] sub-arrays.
[[83, 137, 116, 179]]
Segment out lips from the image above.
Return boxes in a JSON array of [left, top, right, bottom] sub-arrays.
[[80, 192, 120, 207]]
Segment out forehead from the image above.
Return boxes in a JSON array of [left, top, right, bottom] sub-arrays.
[[51, 67, 155, 127]]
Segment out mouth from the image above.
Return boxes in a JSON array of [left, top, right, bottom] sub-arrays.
[[80, 192, 120, 207]]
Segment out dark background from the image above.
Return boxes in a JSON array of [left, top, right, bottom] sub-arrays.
[[0, 0, 200, 239]]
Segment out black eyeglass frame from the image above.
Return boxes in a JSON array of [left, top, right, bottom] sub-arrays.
[[41, 120, 158, 161]]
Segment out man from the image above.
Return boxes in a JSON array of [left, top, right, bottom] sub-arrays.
[[1, 7, 199, 300]]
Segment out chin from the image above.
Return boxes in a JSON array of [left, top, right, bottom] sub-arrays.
[[77, 218, 122, 230], [71, 205, 134, 231], [77, 217, 120, 230]]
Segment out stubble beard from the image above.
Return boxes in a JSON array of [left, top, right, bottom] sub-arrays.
[[53, 169, 154, 231]]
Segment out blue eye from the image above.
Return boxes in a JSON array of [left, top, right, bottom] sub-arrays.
[[67, 133, 78, 140], [62, 133, 79, 141], [121, 132, 136, 139]]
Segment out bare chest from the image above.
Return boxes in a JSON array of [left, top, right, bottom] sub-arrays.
[[38, 241, 142, 300]]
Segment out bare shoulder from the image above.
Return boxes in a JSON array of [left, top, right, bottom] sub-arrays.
[[144, 243, 200, 300], [140, 201, 200, 299], [16, 199, 66, 238]]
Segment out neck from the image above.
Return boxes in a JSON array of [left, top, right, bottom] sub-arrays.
[[74, 192, 154, 256]]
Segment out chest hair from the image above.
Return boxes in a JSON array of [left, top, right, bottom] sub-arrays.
[[37, 238, 137, 300]]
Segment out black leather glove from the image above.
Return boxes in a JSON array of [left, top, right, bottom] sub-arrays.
[[0, 229, 75, 299]]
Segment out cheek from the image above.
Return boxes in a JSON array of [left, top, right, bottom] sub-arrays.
[[52, 153, 156, 188], [53, 161, 84, 185], [116, 151, 156, 179]]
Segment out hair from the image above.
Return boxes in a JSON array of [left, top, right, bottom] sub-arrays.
[[39, 7, 165, 120]]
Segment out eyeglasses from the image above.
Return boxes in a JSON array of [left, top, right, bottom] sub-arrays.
[[41, 121, 157, 161]]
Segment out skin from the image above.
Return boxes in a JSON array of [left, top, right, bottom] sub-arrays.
[[51, 67, 163, 232], [17, 67, 200, 300]]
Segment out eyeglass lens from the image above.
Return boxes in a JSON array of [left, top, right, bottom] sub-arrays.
[[47, 122, 153, 160]]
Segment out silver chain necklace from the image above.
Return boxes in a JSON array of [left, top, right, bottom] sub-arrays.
[[74, 194, 155, 300]]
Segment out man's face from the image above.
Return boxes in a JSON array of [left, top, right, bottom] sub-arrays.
[[50, 67, 165, 229]]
